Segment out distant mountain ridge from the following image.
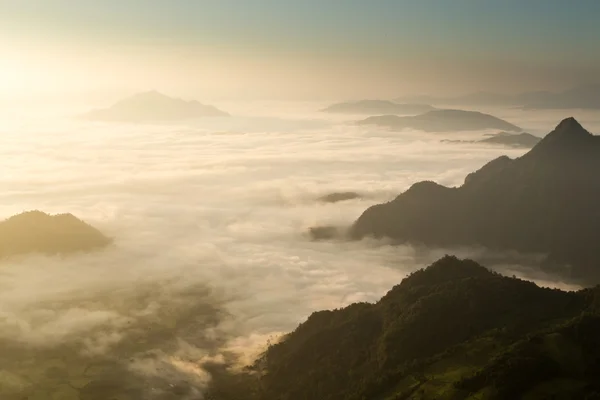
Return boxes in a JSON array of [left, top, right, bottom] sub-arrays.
[[83, 91, 229, 122], [357, 109, 522, 133], [321, 100, 435, 115], [396, 84, 600, 109], [350, 117, 600, 284]]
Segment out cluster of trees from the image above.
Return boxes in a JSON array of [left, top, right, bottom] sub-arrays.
[[205, 256, 600, 400], [456, 314, 600, 399]]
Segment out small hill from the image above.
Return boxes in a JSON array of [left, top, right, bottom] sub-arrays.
[[357, 109, 522, 132], [317, 192, 362, 203], [205, 256, 600, 400], [321, 100, 435, 115], [350, 117, 600, 284], [0, 211, 111, 258], [83, 91, 229, 122], [480, 131, 541, 147], [443, 131, 541, 148], [308, 225, 346, 240]]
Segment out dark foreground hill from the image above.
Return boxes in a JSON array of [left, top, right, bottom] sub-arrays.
[[206, 256, 600, 400], [357, 109, 521, 132], [350, 117, 600, 285], [322, 100, 435, 115], [0, 210, 111, 257], [83, 91, 229, 122]]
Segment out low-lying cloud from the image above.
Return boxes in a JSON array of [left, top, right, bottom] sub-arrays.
[[0, 104, 589, 397]]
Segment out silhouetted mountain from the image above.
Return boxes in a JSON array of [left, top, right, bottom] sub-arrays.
[[357, 109, 522, 132], [211, 256, 600, 399], [479, 132, 541, 147], [83, 91, 229, 122], [321, 100, 435, 115], [522, 84, 600, 110], [318, 192, 362, 203], [350, 117, 600, 284], [443, 131, 541, 148], [0, 211, 111, 257]]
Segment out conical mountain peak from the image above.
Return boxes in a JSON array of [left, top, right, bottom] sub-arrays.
[[525, 117, 595, 157], [553, 117, 587, 134]]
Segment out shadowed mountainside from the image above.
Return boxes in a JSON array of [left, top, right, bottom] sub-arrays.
[[357, 109, 522, 132], [207, 256, 600, 400], [321, 100, 435, 115], [351, 117, 600, 284], [83, 91, 229, 122], [0, 210, 111, 257]]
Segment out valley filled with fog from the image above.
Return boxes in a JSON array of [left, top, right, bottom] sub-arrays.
[[1, 102, 599, 398]]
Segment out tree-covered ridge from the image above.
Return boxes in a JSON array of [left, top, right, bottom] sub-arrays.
[[208, 256, 600, 400], [0, 210, 111, 258]]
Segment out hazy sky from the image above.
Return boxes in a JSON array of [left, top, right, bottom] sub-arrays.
[[1, 0, 599, 101]]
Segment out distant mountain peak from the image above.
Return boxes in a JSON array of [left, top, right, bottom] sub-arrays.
[[0, 210, 111, 257], [553, 117, 588, 135], [405, 180, 449, 195], [356, 109, 521, 132], [83, 91, 229, 121], [530, 117, 594, 153]]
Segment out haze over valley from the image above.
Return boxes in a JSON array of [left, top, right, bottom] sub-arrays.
[[2, 1, 600, 399], [2, 97, 599, 398]]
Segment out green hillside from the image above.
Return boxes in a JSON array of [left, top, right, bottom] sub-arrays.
[[207, 256, 600, 400]]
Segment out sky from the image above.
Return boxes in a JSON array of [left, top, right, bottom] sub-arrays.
[[1, 0, 599, 101]]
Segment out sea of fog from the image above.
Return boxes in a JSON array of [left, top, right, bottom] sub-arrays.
[[0, 102, 598, 398]]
